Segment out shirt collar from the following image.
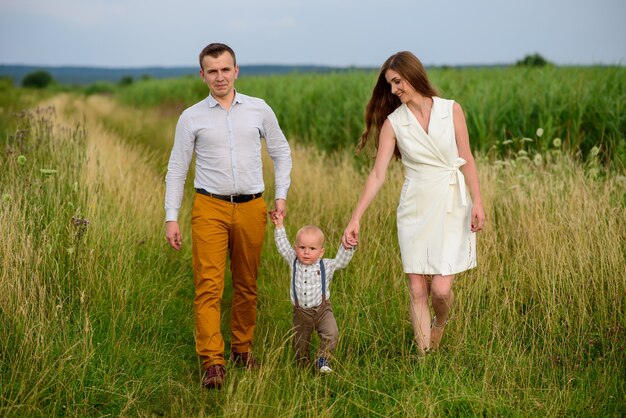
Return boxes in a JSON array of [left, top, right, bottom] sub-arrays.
[[397, 96, 447, 126], [207, 90, 245, 108]]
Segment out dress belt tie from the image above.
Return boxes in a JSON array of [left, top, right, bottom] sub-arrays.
[[447, 158, 468, 213]]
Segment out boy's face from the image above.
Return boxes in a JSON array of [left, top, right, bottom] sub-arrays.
[[294, 230, 325, 265]]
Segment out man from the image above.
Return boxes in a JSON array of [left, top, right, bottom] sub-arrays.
[[164, 43, 292, 389]]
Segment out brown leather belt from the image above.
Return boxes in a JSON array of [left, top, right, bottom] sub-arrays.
[[196, 188, 262, 203]]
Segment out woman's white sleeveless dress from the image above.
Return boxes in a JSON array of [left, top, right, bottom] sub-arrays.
[[387, 97, 476, 275]]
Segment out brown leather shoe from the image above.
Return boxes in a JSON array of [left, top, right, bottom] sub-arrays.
[[231, 351, 260, 369], [202, 364, 226, 389]]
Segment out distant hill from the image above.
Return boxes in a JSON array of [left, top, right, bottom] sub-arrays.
[[0, 64, 371, 86]]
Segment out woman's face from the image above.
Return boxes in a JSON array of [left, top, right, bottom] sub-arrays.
[[385, 69, 416, 103]]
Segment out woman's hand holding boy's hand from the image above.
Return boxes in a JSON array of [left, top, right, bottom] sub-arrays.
[[342, 219, 359, 249]]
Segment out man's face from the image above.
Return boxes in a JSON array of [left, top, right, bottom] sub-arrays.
[[200, 52, 239, 99]]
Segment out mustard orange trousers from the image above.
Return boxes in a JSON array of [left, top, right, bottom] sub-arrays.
[[191, 193, 267, 369]]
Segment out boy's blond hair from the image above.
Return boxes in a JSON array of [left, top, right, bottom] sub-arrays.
[[295, 225, 325, 247]]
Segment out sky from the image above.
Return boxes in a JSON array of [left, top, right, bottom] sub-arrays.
[[1, 0, 625, 69]]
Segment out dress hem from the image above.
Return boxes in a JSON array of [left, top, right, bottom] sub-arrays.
[[403, 263, 477, 276]]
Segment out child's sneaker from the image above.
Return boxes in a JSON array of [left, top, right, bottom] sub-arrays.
[[315, 357, 332, 374]]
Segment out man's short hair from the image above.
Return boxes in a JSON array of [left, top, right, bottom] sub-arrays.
[[199, 43, 237, 69]]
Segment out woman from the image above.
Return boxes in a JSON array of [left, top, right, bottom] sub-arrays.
[[342, 51, 485, 354]]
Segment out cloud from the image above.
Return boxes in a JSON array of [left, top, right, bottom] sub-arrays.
[[226, 15, 298, 31], [277, 16, 297, 29], [3, 0, 126, 27]]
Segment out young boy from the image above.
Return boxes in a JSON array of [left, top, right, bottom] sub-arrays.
[[270, 211, 356, 373]]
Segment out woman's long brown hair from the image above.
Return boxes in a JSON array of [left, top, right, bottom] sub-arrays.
[[357, 51, 439, 159]]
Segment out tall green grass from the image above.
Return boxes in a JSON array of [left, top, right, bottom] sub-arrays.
[[0, 77, 48, 135], [1, 95, 193, 416], [1, 84, 624, 416], [114, 67, 626, 168]]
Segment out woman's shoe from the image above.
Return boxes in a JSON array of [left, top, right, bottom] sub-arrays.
[[430, 316, 448, 351]]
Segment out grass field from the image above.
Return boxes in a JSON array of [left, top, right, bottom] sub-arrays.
[[1, 69, 625, 417], [113, 66, 626, 169]]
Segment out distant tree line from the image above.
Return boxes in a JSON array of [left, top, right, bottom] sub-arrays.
[[22, 70, 55, 88], [16, 54, 553, 89], [515, 53, 552, 67]]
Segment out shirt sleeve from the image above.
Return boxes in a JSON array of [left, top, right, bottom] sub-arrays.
[[261, 103, 292, 200], [164, 111, 196, 222], [274, 227, 296, 264], [322, 244, 356, 288], [333, 244, 356, 270]]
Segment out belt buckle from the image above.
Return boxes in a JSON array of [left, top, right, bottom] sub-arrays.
[[230, 195, 235, 203]]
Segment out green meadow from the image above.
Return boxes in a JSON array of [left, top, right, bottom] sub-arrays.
[[0, 68, 624, 417]]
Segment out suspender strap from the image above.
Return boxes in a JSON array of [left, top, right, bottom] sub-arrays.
[[291, 258, 327, 307], [292, 258, 299, 307], [320, 259, 327, 303]]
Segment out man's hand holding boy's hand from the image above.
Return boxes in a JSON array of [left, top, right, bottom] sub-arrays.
[[269, 209, 284, 227]]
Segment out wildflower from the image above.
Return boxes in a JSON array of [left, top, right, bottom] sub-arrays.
[[552, 138, 562, 148], [67, 247, 75, 255], [522, 137, 533, 143], [71, 216, 90, 242], [17, 155, 27, 165], [518, 149, 528, 156], [589, 146, 600, 157], [72, 216, 90, 227], [533, 153, 543, 166], [536, 128, 544, 137], [40, 168, 58, 175], [502, 139, 513, 145]]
